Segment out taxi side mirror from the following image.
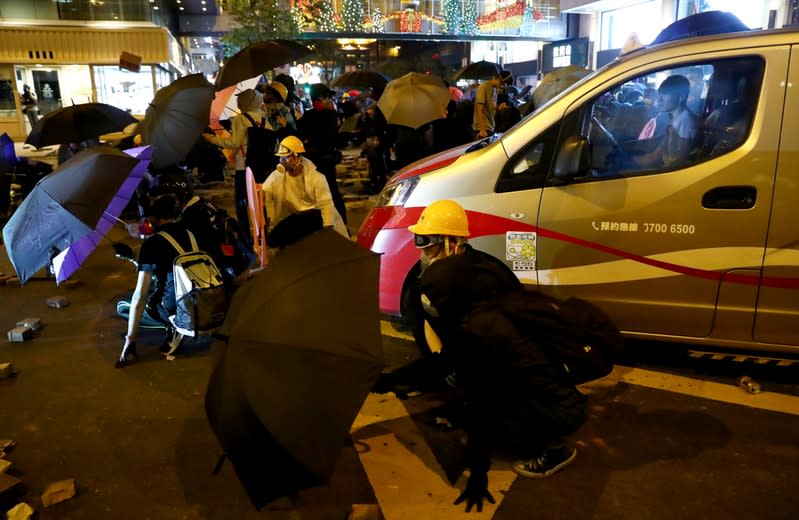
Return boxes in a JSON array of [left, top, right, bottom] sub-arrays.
[[552, 136, 591, 183]]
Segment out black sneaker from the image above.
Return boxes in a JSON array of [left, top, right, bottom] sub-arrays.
[[513, 446, 577, 478]]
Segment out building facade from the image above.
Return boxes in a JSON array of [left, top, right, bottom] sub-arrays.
[[0, 0, 217, 140]]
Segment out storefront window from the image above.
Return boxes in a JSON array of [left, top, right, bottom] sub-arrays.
[[600, 1, 663, 50], [677, 0, 765, 29], [94, 66, 155, 117], [0, 65, 16, 117]]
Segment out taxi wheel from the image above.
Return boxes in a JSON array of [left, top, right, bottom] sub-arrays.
[[401, 270, 432, 357]]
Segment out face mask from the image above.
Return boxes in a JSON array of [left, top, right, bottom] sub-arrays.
[[420, 245, 443, 272]]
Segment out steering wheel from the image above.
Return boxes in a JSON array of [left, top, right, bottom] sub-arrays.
[[590, 115, 632, 170]]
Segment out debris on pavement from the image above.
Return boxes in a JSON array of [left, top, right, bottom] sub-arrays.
[[0, 473, 22, 501], [0, 459, 10, 473], [0, 362, 16, 379], [6, 502, 34, 520], [46, 296, 70, 309], [41, 479, 75, 507], [0, 440, 15, 451], [14, 318, 41, 332], [7, 326, 33, 342], [4, 276, 21, 287], [738, 375, 762, 394]]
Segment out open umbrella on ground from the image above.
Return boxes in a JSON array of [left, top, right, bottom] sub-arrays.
[[532, 65, 592, 108], [205, 228, 383, 509], [331, 70, 391, 91], [139, 73, 214, 169], [50, 145, 151, 284], [2, 146, 145, 284], [377, 72, 450, 129], [215, 40, 311, 91], [454, 60, 502, 81], [25, 102, 138, 149]]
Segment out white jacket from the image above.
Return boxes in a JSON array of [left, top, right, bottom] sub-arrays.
[[262, 156, 348, 238]]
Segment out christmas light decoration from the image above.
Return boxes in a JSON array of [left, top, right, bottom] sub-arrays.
[[441, 0, 461, 35], [370, 8, 385, 33], [460, 0, 478, 35], [341, 0, 365, 31], [476, 1, 526, 31]]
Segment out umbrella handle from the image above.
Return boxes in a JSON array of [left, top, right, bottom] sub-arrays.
[[212, 453, 227, 475]]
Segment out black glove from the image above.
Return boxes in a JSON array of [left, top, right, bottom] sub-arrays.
[[113, 242, 135, 261], [453, 471, 494, 513], [371, 373, 412, 399], [372, 372, 397, 394]]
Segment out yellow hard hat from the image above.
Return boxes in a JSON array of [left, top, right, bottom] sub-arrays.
[[267, 81, 288, 103], [275, 135, 305, 156], [408, 199, 469, 237]]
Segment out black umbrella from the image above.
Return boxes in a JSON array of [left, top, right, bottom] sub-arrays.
[[205, 228, 384, 509], [215, 40, 312, 91], [139, 74, 214, 169], [454, 60, 502, 81], [25, 102, 138, 149], [331, 70, 391, 91], [2, 146, 141, 284]]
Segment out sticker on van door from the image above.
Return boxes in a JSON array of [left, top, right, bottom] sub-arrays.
[[506, 232, 536, 271]]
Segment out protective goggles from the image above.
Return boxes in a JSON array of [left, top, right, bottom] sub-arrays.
[[413, 234, 445, 249]]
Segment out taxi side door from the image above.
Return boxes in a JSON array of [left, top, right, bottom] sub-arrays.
[[535, 50, 784, 338]]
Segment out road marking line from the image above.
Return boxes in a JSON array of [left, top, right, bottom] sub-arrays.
[[380, 321, 799, 415], [353, 393, 514, 519], [594, 366, 799, 416], [381, 320, 414, 341]]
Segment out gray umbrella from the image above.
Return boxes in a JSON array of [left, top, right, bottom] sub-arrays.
[[139, 74, 214, 169], [2, 146, 140, 284]]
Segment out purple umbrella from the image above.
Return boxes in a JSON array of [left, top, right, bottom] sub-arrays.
[[52, 146, 152, 284]]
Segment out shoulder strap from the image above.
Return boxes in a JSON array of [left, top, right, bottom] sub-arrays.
[[242, 113, 256, 127], [242, 112, 265, 129], [158, 230, 198, 255]]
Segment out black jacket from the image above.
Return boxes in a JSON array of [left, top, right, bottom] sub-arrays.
[[418, 246, 586, 475]]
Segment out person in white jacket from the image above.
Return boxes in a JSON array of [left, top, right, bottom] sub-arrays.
[[262, 135, 349, 247]]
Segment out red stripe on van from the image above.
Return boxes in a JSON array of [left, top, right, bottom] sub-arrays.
[[362, 207, 799, 290]]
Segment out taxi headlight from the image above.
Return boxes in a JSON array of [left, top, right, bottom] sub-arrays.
[[376, 177, 419, 208]]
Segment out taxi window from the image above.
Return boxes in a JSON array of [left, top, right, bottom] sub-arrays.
[[577, 56, 764, 179], [496, 122, 559, 193]]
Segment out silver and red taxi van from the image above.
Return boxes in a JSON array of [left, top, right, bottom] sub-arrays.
[[357, 24, 799, 354]]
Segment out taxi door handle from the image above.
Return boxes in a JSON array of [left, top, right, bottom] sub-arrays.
[[702, 186, 756, 209]]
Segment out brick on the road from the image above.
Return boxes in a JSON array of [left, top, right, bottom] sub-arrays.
[[6, 502, 34, 520], [41, 479, 75, 507]]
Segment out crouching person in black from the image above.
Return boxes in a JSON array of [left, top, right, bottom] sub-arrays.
[[117, 187, 195, 368], [373, 199, 587, 512]]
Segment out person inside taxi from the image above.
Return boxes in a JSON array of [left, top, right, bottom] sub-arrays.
[[635, 74, 701, 169]]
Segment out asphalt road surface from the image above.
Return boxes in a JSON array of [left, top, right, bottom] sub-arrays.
[[1, 152, 797, 519]]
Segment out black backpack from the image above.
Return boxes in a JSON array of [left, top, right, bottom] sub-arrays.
[[181, 199, 253, 279], [242, 113, 279, 183], [497, 291, 624, 384]]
